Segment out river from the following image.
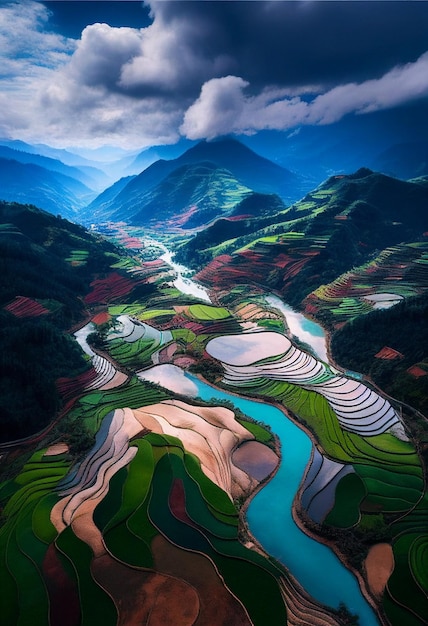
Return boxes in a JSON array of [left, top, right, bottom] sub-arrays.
[[266, 294, 328, 362], [151, 256, 378, 623], [187, 373, 379, 626], [160, 248, 212, 302]]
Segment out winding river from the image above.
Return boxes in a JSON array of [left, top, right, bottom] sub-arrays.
[[160, 248, 212, 302], [187, 373, 379, 626], [136, 247, 379, 623], [137, 248, 380, 623], [266, 294, 328, 362]]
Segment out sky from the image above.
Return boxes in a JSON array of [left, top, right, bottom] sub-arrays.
[[1, 0, 428, 150]]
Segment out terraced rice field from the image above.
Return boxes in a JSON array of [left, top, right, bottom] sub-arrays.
[[74, 322, 128, 390], [66, 249, 89, 266], [0, 392, 289, 626], [306, 242, 428, 324], [205, 329, 427, 624], [2, 226, 426, 626], [84, 272, 140, 305], [106, 315, 173, 368], [206, 331, 404, 437]]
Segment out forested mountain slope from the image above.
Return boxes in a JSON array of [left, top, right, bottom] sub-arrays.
[[0, 201, 136, 440]]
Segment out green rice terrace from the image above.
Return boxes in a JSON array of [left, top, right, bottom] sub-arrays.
[[1, 199, 427, 626]]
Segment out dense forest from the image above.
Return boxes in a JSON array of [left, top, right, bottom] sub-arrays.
[[0, 201, 130, 440], [0, 313, 89, 441], [331, 292, 428, 417]]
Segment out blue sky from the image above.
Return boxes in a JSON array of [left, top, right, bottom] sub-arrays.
[[1, 1, 428, 150]]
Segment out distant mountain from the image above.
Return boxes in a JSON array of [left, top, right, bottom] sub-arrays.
[[370, 142, 428, 180], [84, 175, 136, 224], [0, 158, 95, 219], [0, 144, 108, 190], [0, 138, 99, 167], [173, 139, 308, 202], [110, 162, 251, 229], [124, 140, 196, 176], [0, 139, 128, 190], [84, 138, 309, 224], [241, 102, 428, 182]]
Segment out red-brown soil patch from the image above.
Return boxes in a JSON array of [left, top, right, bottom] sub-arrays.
[[4, 295, 49, 317], [84, 272, 136, 305], [121, 237, 143, 249], [226, 214, 253, 221], [158, 342, 179, 364], [152, 535, 251, 626], [92, 311, 111, 325], [374, 346, 404, 360], [173, 356, 197, 368], [56, 368, 98, 402], [364, 543, 394, 599], [43, 543, 81, 626], [169, 478, 197, 527], [407, 365, 427, 378], [143, 259, 166, 268], [165, 205, 198, 228], [92, 553, 199, 626]]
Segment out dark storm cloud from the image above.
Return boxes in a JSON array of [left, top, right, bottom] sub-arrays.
[[150, 0, 428, 91], [2, 0, 428, 147]]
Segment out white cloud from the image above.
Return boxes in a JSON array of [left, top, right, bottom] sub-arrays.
[[181, 52, 428, 140], [0, 0, 235, 148], [1, 1, 427, 149], [0, 1, 74, 66], [180, 76, 250, 140], [0, 2, 186, 148], [67, 23, 142, 89], [119, 16, 233, 94]]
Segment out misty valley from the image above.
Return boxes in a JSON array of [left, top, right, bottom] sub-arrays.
[[0, 136, 427, 626]]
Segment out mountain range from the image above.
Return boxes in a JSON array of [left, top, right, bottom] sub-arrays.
[[83, 138, 311, 226], [1, 133, 428, 227]]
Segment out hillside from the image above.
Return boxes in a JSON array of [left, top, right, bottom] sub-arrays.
[[191, 169, 427, 300], [175, 192, 288, 266], [84, 174, 136, 224], [82, 138, 310, 224], [0, 179, 427, 626], [185, 169, 428, 414], [122, 162, 252, 228], [0, 201, 146, 441], [331, 292, 428, 415], [175, 139, 308, 201], [0, 144, 107, 190], [0, 158, 95, 219]]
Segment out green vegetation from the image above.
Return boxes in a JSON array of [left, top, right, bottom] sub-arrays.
[[331, 292, 428, 415], [1, 166, 427, 626], [130, 162, 252, 228], [187, 304, 231, 320]]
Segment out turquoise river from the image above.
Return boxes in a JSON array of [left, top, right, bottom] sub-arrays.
[[188, 373, 379, 626]]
